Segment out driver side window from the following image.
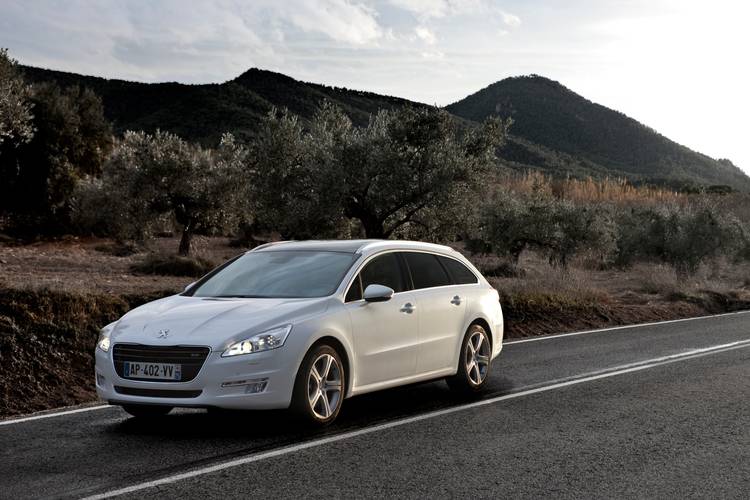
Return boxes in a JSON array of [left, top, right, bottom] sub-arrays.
[[345, 253, 404, 302]]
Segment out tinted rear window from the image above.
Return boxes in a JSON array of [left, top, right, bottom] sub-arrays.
[[403, 252, 451, 289], [438, 256, 479, 284]]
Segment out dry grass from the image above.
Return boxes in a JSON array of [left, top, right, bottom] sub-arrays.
[[498, 171, 686, 206], [474, 249, 749, 309]]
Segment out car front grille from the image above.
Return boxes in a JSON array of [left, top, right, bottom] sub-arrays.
[[112, 343, 210, 382], [114, 386, 203, 398]]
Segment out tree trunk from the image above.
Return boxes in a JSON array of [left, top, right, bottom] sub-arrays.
[[361, 216, 385, 239], [344, 198, 386, 239], [178, 222, 193, 256]]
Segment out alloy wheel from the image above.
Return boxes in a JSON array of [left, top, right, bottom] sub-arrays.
[[307, 353, 343, 420], [465, 329, 490, 385]]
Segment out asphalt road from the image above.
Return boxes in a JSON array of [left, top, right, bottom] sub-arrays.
[[2, 312, 749, 499]]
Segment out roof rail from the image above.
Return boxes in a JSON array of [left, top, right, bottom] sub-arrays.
[[249, 241, 293, 252], [358, 239, 454, 253]]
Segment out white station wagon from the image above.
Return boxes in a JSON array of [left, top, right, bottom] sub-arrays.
[[95, 240, 504, 425]]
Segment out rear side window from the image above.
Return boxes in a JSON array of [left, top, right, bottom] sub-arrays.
[[346, 253, 405, 302], [403, 252, 451, 290], [438, 256, 479, 284]]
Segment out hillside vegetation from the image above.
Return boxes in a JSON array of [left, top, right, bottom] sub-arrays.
[[19, 66, 417, 146], [20, 65, 750, 191], [447, 75, 750, 190]]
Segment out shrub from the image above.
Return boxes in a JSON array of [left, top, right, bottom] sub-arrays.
[[613, 203, 742, 275], [476, 190, 614, 267], [130, 253, 216, 278], [93, 241, 140, 257], [483, 261, 525, 278]]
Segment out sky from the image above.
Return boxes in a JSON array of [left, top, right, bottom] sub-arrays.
[[1, 0, 749, 173]]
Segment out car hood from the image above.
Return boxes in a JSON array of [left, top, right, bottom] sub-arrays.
[[110, 294, 330, 350]]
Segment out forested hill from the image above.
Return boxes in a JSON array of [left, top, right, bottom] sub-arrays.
[[20, 65, 750, 191], [447, 75, 750, 190], [19, 66, 417, 146]]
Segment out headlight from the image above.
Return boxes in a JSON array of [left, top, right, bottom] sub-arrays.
[[222, 325, 292, 357], [97, 323, 115, 352]]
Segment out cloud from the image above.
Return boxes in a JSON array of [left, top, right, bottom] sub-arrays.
[[0, 0, 387, 83], [280, 0, 383, 45], [421, 50, 445, 59], [501, 11, 522, 27], [387, 0, 449, 18], [415, 25, 438, 44]]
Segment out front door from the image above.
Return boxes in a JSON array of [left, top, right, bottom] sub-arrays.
[[345, 252, 418, 388]]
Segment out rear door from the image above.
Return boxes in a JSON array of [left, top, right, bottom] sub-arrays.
[[401, 252, 467, 374], [344, 252, 419, 388]]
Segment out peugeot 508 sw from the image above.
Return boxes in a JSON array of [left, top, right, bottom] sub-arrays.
[[95, 240, 504, 425]]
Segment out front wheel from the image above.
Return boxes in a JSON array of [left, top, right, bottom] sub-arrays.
[[291, 344, 345, 426], [447, 324, 492, 393], [121, 404, 173, 418]]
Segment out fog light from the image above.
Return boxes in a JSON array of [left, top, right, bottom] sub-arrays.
[[221, 378, 268, 394], [245, 380, 268, 394], [96, 373, 106, 387]]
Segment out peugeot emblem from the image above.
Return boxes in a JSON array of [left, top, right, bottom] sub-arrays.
[[156, 329, 170, 339]]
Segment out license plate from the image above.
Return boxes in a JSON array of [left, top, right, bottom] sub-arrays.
[[123, 361, 181, 381]]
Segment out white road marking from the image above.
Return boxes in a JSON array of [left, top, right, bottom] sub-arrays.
[[82, 338, 750, 500], [503, 309, 750, 345], [0, 404, 111, 427]]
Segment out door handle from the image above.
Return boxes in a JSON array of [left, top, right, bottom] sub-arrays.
[[400, 302, 416, 314], [451, 295, 462, 306]]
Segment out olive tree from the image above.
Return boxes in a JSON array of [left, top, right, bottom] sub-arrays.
[[0, 48, 34, 147], [337, 106, 509, 238], [245, 107, 346, 239], [247, 102, 510, 239], [475, 190, 614, 268], [614, 202, 742, 275], [1, 81, 112, 231], [87, 130, 245, 255]]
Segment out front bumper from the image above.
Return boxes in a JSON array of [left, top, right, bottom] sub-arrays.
[[94, 346, 298, 410]]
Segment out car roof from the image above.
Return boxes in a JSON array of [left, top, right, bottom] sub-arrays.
[[251, 239, 456, 255]]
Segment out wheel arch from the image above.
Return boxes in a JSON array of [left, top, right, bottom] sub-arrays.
[[469, 317, 493, 351]]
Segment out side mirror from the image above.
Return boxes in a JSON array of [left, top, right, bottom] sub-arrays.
[[363, 284, 394, 303], [183, 281, 196, 293]]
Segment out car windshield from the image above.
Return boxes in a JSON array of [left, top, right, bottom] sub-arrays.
[[190, 250, 358, 299]]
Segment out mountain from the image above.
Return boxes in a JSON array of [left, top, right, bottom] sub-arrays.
[[447, 75, 750, 190], [20, 66, 750, 191], [19, 66, 418, 146]]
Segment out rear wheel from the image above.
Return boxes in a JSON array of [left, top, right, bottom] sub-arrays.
[[291, 344, 345, 426], [121, 404, 173, 418], [447, 324, 491, 393]]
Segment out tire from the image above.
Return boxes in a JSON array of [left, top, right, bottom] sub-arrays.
[[447, 324, 492, 394], [121, 404, 173, 418], [290, 344, 346, 426]]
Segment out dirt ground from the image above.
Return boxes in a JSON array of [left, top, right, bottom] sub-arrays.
[[2, 236, 749, 333], [0, 236, 242, 295]]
